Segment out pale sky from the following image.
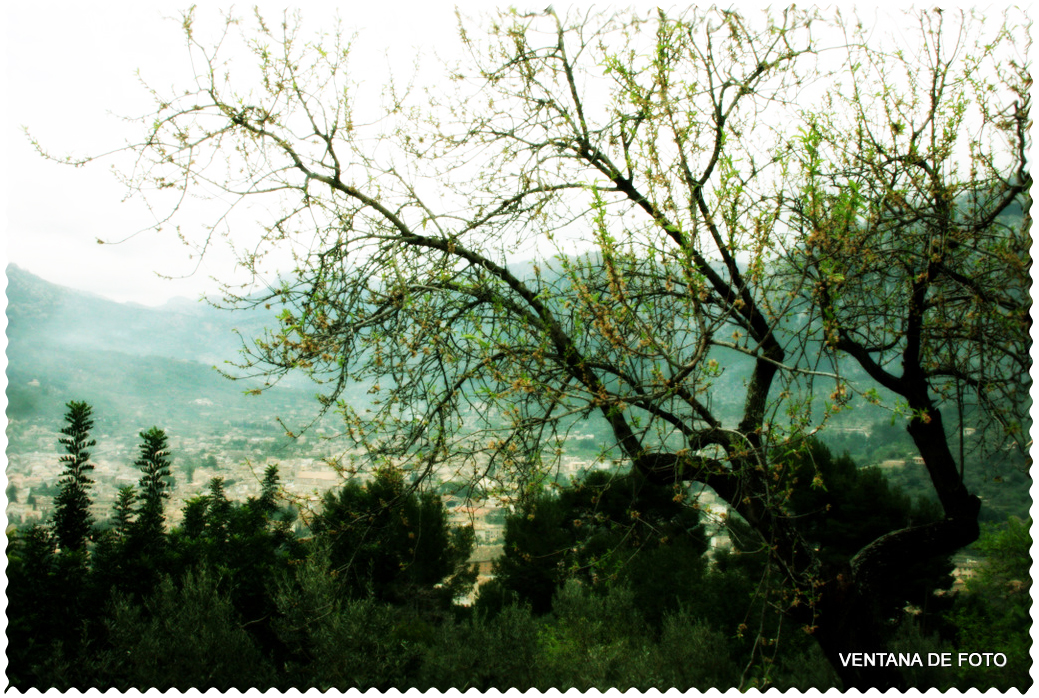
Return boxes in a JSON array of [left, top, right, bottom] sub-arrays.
[[3, 0, 717, 307], [2, 1, 1033, 307], [2, 0, 497, 305]]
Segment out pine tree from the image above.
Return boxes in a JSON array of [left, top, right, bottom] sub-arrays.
[[205, 477, 233, 544], [51, 401, 96, 553], [309, 467, 476, 610], [112, 485, 138, 539], [258, 464, 280, 517], [134, 427, 172, 542]]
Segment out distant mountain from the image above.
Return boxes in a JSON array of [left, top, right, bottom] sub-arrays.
[[5, 264, 277, 365], [154, 295, 213, 315], [5, 264, 318, 435], [4, 258, 888, 452]]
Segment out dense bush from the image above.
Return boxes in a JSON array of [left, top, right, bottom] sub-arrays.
[[95, 569, 276, 691]]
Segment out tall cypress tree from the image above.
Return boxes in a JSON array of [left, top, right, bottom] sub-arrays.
[[134, 426, 172, 542], [51, 400, 96, 553], [258, 464, 281, 517], [112, 485, 138, 539]]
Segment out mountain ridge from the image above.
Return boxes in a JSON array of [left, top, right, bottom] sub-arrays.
[[5, 264, 318, 435], [5, 263, 275, 365]]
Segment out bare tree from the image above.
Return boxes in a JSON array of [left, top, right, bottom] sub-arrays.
[[786, 4, 1031, 559]]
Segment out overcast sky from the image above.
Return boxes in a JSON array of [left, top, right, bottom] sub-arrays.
[[2, 0, 502, 305], [2, 0, 711, 307], [2, 1, 1034, 307]]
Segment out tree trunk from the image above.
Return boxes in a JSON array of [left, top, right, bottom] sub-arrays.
[[812, 577, 908, 690], [809, 399, 982, 690]]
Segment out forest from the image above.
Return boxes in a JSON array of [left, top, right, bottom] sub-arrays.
[[4, 401, 1031, 690], [13, 5, 1033, 691]]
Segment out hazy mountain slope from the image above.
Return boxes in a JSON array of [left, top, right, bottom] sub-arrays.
[[5, 265, 318, 435], [6, 264, 274, 365]]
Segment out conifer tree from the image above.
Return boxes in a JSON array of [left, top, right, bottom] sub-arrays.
[[203, 477, 233, 545], [310, 467, 476, 609], [112, 485, 138, 539], [134, 427, 172, 542], [258, 464, 280, 517], [51, 400, 96, 553], [181, 496, 208, 539]]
